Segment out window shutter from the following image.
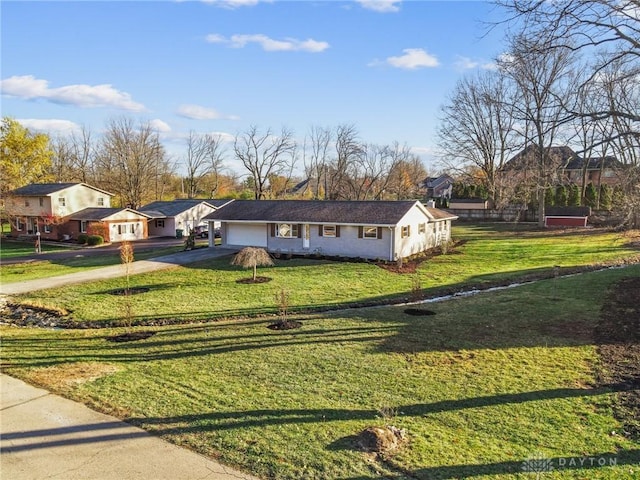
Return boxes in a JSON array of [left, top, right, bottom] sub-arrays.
[[336, 225, 340, 237], [318, 225, 323, 237], [358, 226, 363, 238], [270, 223, 275, 237], [377, 227, 382, 239], [297, 224, 302, 238], [408, 225, 411, 236]]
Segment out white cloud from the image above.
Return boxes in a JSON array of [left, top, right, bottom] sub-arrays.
[[0, 75, 145, 111], [454, 55, 497, 71], [176, 104, 222, 120], [17, 118, 81, 134], [149, 119, 172, 133], [200, 0, 266, 7], [370, 48, 439, 70], [356, 0, 401, 13], [206, 33, 329, 52]]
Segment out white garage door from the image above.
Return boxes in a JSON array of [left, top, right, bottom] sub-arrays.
[[227, 223, 268, 247]]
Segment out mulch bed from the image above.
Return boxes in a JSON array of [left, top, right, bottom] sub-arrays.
[[267, 320, 303, 330], [595, 276, 640, 439], [236, 276, 272, 284], [106, 331, 156, 343], [403, 308, 437, 316], [109, 287, 151, 296]]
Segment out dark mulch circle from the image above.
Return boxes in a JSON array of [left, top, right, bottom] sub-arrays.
[[236, 276, 272, 284], [267, 320, 303, 330], [109, 287, 151, 296], [106, 331, 156, 343], [404, 308, 436, 316]]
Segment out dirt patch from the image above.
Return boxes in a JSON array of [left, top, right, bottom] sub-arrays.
[[236, 276, 272, 284], [106, 331, 156, 342], [25, 362, 121, 390], [356, 426, 407, 454], [595, 276, 640, 439], [267, 320, 302, 330]]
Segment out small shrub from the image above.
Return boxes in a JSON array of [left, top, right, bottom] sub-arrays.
[[77, 233, 89, 244], [87, 235, 104, 246]]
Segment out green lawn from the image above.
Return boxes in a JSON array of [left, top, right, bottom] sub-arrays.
[[10, 225, 639, 325], [2, 266, 638, 479], [0, 239, 73, 259]]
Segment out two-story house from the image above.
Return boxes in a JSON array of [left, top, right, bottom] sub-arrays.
[[5, 183, 149, 242]]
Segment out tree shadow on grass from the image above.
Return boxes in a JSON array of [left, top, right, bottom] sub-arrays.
[[338, 449, 640, 479]]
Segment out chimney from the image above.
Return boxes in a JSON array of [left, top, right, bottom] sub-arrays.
[[426, 199, 436, 208]]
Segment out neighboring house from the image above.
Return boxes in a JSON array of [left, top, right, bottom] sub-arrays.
[[65, 208, 151, 243], [6, 183, 113, 239], [503, 145, 622, 187], [449, 199, 489, 210], [204, 200, 458, 261], [139, 199, 227, 237], [422, 174, 454, 199], [562, 156, 621, 186]]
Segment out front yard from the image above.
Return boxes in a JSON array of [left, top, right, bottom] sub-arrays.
[[2, 265, 638, 479]]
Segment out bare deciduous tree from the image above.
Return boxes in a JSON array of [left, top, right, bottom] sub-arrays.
[[234, 126, 297, 200], [96, 117, 169, 209], [183, 131, 226, 198], [438, 71, 518, 206]]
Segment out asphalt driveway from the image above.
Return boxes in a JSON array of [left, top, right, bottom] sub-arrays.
[[0, 246, 236, 295]]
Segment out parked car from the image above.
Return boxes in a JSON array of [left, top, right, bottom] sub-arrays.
[[193, 226, 220, 238]]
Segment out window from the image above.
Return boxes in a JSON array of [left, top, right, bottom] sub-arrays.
[[363, 226, 378, 239], [118, 224, 124, 235], [604, 169, 615, 178], [80, 221, 87, 233], [418, 223, 426, 234], [16, 219, 25, 231], [130, 224, 135, 234], [401, 225, 411, 238], [156, 219, 165, 228], [277, 223, 298, 238], [322, 225, 336, 237], [24, 200, 30, 207], [97, 197, 104, 206], [39, 197, 44, 207], [44, 224, 52, 234], [59, 197, 66, 207]]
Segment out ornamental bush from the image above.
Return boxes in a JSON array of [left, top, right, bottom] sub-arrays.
[[77, 233, 89, 244], [87, 235, 104, 246]]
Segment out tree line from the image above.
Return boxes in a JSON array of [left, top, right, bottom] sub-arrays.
[[438, 0, 640, 226], [1, 117, 429, 210]]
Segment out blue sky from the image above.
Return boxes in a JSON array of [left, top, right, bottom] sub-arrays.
[[1, 0, 506, 175]]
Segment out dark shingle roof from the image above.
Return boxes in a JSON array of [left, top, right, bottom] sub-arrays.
[[139, 200, 211, 217], [10, 183, 114, 196], [10, 183, 80, 196], [564, 156, 621, 170], [68, 208, 149, 221], [204, 200, 425, 225], [425, 207, 458, 220], [201, 199, 234, 208]]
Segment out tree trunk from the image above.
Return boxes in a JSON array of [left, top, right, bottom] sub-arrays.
[[538, 188, 546, 227]]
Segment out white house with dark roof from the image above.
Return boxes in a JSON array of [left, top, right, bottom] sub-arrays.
[[204, 200, 458, 260], [67, 208, 151, 242], [139, 199, 230, 237]]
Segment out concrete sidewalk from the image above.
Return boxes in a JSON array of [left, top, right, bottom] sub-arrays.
[[0, 247, 236, 295], [0, 374, 259, 480]]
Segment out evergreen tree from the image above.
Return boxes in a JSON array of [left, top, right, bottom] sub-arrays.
[[568, 184, 581, 206], [545, 187, 556, 206], [555, 185, 568, 206], [584, 182, 598, 208], [599, 184, 612, 211]]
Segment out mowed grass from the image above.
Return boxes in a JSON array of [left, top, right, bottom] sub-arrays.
[[10, 225, 640, 325], [2, 266, 639, 479], [0, 239, 73, 259]]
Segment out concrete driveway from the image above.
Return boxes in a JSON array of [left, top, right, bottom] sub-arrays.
[[0, 374, 259, 480], [0, 247, 236, 295]]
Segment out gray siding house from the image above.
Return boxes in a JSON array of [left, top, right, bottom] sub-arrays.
[[204, 200, 457, 261], [139, 199, 230, 237]]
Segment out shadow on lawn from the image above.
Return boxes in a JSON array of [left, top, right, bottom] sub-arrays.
[[120, 382, 633, 435], [339, 449, 640, 479]]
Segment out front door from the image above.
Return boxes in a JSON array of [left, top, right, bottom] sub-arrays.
[[303, 224, 310, 249]]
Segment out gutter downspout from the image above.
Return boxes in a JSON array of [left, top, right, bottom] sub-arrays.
[[388, 226, 394, 261]]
